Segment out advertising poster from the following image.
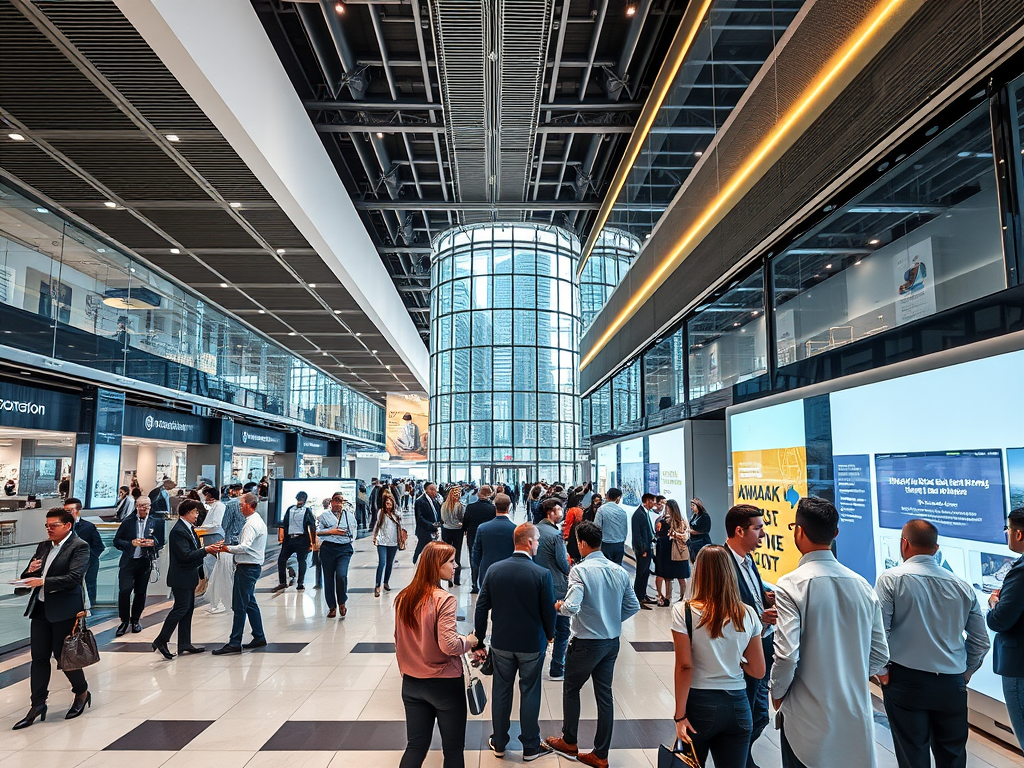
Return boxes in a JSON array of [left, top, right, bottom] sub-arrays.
[[646, 463, 660, 496], [386, 393, 428, 461], [648, 428, 687, 501], [832, 455, 877, 582], [894, 238, 936, 326]]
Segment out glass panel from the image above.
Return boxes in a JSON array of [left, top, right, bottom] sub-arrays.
[[644, 326, 685, 414], [612, 360, 641, 429]]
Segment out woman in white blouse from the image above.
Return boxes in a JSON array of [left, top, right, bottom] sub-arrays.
[[373, 491, 403, 597], [671, 545, 765, 768], [197, 486, 231, 614]]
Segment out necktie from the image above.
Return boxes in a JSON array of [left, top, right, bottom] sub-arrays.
[[743, 556, 764, 614]]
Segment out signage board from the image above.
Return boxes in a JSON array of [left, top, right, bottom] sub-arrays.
[[0, 379, 80, 432], [233, 423, 287, 453], [124, 405, 215, 443]]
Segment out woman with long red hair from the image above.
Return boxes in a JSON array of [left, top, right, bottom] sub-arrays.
[[394, 540, 477, 768]]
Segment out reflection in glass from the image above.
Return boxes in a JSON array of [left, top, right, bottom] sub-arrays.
[[579, 228, 641, 329]]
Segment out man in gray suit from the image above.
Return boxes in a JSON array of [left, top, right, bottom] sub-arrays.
[[534, 497, 571, 679]]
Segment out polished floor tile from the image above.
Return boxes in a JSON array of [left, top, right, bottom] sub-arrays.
[[103, 719, 214, 750]]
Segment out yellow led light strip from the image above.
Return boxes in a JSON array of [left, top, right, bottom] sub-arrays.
[[576, 0, 716, 276], [580, 0, 913, 371]]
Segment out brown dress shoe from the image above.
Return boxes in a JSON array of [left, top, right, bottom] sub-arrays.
[[327, 609, 337, 618], [340, 604, 347, 617], [543, 737, 578, 757], [576, 752, 609, 768]]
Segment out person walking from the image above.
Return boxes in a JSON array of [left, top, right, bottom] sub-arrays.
[[594, 489, 628, 565], [153, 499, 219, 659], [275, 491, 316, 592], [687, 498, 713, 561], [439, 486, 465, 587], [373, 490, 403, 598], [474, 523, 556, 761], [770, 497, 889, 768], [655, 500, 691, 606], [471, 493, 516, 586], [875, 519, 989, 768], [413, 482, 443, 563], [112, 495, 164, 636], [316, 491, 358, 618], [394, 541, 477, 768], [114, 485, 135, 521], [463, 485, 496, 593], [63, 498, 103, 607], [13, 507, 92, 730], [988, 506, 1024, 744], [535, 497, 571, 680], [545, 521, 641, 768], [211, 492, 269, 654], [631, 493, 657, 609], [672, 546, 766, 768]]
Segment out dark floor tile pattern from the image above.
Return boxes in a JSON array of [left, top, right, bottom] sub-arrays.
[[104, 719, 215, 750], [629, 641, 675, 652], [106, 641, 307, 654], [351, 642, 396, 653]]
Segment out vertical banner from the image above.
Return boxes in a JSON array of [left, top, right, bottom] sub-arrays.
[[386, 393, 429, 460], [894, 238, 936, 326]]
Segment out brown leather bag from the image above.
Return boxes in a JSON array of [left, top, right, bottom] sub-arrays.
[[59, 611, 100, 671]]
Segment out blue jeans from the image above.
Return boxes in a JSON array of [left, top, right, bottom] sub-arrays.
[[376, 545, 398, 587], [490, 648, 545, 751], [686, 688, 752, 768], [550, 614, 571, 676], [562, 637, 619, 759], [1002, 676, 1024, 747], [601, 542, 624, 565], [320, 542, 354, 610], [228, 563, 265, 647]]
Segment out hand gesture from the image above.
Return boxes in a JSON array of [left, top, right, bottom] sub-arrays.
[[23, 577, 45, 588], [764, 589, 776, 607], [761, 607, 778, 626], [989, 588, 1001, 609], [466, 630, 478, 648], [28, 558, 43, 573], [675, 717, 696, 743]]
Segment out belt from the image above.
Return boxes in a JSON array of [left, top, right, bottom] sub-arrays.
[[236, 562, 260, 568], [288, 534, 306, 538]]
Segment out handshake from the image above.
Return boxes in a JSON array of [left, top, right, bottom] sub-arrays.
[[205, 541, 230, 554]]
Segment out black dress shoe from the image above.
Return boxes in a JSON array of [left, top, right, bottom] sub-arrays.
[[131, 622, 143, 634], [243, 639, 268, 649], [12, 704, 46, 730], [211, 645, 242, 655], [152, 640, 175, 660], [115, 622, 129, 637], [65, 691, 91, 720], [178, 646, 206, 654]]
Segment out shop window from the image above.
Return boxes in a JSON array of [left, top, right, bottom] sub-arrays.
[[644, 326, 685, 414]]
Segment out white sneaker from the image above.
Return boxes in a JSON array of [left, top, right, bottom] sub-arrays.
[[207, 605, 226, 615]]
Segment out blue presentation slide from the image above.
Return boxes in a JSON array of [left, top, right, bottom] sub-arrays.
[[833, 455, 877, 583], [875, 450, 1006, 544]]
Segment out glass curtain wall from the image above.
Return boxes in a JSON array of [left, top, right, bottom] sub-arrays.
[[579, 228, 640, 329], [429, 224, 581, 484]]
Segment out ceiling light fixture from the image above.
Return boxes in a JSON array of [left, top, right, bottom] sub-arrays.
[[258, 309, 266, 314], [625, 3, 637, 16], [825, 263, 832, 269], [276, 248, 286, 254], [8, 133, 25, 141], [334, 309, 341, 314], [308, 283, 316, 288], [335, 1, 345, 13], [104, 201, 117, 208], [355, 332, 361, 337], [371, 349, 377, 354], [868, 238, 880, 245], [229, 201, 242, 208], [34, 207, 48, 214], [165, 134, 180, 142], [219, 283, 228, 288], [694, 150, 703, 157], [169, 248, 180, 254], [376, 132, 384, 139], [288, 332, 297, 337]]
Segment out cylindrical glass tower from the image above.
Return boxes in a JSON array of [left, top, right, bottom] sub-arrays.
[[429, 223, 581, 486], [579, 228, 641, 329]]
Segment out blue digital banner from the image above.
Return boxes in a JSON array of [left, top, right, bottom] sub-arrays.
[[646, 463, 660, 496], [833, 455, 877, 583]]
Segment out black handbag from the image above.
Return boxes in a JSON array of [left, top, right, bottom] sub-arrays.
[[658, 739, 701, 768], [59, 611, 100, 671], [463, 654, 487, 716]]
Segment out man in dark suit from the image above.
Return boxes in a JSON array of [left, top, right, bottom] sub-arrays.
[[472, 493, 516, 585], [535, 498, 571, 679], [463, 485, 497, 593], [725, 504, 777, 768], [63, 497, 103, 606], [112, 495, 165, 636], [988, 505, 1024, 744], [413, 482, 442, 563], [474, 522, 556, 761], [275, 491, 316, 591], [14, 507, 91, 729], [153, 499, 218, 659], [631, 493, 657, 609]]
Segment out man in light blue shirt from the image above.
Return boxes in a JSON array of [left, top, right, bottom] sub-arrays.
[[593, 488, 628, 565], [545, 521, 640, 768], [875, 519, 989, 768]]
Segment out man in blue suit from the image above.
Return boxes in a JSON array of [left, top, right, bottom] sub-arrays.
[[474, 522, 556, 761], [472, 493, 516, 584], [988, 506, 1024, 744]]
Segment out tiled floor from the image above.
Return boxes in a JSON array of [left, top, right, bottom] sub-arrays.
[[0, 504, 1021, 768]]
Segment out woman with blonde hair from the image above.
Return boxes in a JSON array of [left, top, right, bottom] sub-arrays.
[[655, 499, 691, 605], [439, 485, 465, 587], [394, 541, 477, 768], [671, 546, 765, 768]]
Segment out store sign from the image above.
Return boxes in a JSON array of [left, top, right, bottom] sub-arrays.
[[0, 380, 80, 432], [353, 450, 389, 460], [298, 435, 329, 456], [233, 422, 287, 452], [124, 405, 214, 443]]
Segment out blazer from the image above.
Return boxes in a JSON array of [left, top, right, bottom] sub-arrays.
[[414, 493, 442, 538], [463, 499, 496, 539], [113, 513, 166, 568], [472, 515, 516, 583], [21, 532, 89, 622], [729, 544, 769, 615], [165, 519, 207, 590], [535, 519, 570, 599], [689, 511, 713, 553], [631, 506, 654, 556], [987, 554, 1024, 677], [475, 552, 556, 654], [279, 505, 317, 544], [74, 518, 105, 563]]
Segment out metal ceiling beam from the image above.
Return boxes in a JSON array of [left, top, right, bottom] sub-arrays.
[[355, 200, 602, 211], [304, 99, 644, 111]]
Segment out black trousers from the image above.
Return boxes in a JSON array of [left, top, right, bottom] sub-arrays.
[[465, 530, 478, 588], [278, 536, 310, 585], [413, 533, 432, 563], [440, 528, 463, 585], [155, 587, 195, 647], [118, 558, 152, 622], [882, 663, 969, 768], [85, 556, 99, 605], [400, 675, 467, 768], [29, 602, 88, 707], [633, 549, 652, 602]]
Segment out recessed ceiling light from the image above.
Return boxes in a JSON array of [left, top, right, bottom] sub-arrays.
[[322, 352, 329, 356], [288, 332, 297, 336], [276, 248, 286, 254], [335, 1, 345, 13], [258, 309, 265, 314], [104, 201, 117, 208], [8, 133, 26, 141], [308, 283, 316, 288], [625, 3, 637, 16], [334, 309, 341, 314], [165, 134, 180, 142], [694, 150, 703, 157], [355, 332, 361, 337], [376, 132, 384, 139], [825, 263, 832, 269], [170, 248, 180, 254], [229, 201, 241, 208], [97, 248, 106, 253], [733, 322, 740, 327], [855, 260, 863, 266], [371, 349, 377, 354], [34, 207, 48, 214], [868, 239, 880, 245], [129, 267, 136, 273], [385, 365, 391, 370], [219, 283, 228, 288]]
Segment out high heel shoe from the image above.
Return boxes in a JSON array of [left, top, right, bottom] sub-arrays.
[[65, 691, 91, 720], [12, 704, 46, 730], [374, 586, 381, 597]]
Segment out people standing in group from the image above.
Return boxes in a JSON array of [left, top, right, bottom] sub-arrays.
[[394, 541, 477, 768], [770, 497, 888, 768], [373, 490, 403, 598], [114, 485, 135, 521], [149, 478, 175, 517], [196, 486, 231, 614], [631, 493, 657, 610], [61, 498, 103, 607], [594, 489, 628, 565], [413, 482, 443, 562], [583, 494, 602, 523], [534, 497, 571, 680], [13, 507, 92, 730], [672, 546, 766, 768], [463, 484, 496, 593], [472, 492, 516, 586], [317, 491, 359, 618], [545, 521, 641, 768], [987, 506, 1024, 745], [211, 492, 268, 654], [153, 499, 220, 660], [439, 486, 465, 587], [112, 495, 164, 637], [275, 491, 316, 592], [654, 499, 690, 606], [687, 498, 713, 562], [875, 519, 989, 768]]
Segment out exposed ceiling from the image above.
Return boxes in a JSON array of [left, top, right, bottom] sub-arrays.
[[0, 0, 422, 402], [252, 0, 684, 341]]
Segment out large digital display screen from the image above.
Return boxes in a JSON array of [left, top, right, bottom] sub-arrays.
[[273, 478, 358, 527]]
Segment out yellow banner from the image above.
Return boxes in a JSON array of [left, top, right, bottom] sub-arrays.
[[732, 447, 807, 579]]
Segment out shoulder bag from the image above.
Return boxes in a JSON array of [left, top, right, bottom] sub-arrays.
[[59, 611, 100, 671], [657, 602, 702, 767], [392, 510, 409, 550], [463, 654, 487, 716], [670, 529, 689, 562]]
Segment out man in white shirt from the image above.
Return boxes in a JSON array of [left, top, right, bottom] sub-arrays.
[[212, 492, 268, 654], [770, 497, 889, 768]]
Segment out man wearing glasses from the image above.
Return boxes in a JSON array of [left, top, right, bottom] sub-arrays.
[[987, 507, 1024, 745]]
